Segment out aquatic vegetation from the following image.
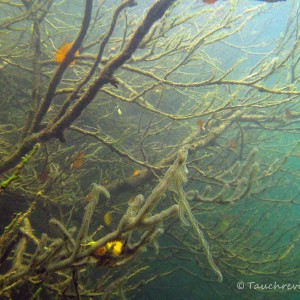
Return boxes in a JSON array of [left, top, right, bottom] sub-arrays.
[[0, 0, 300, 299], [0, 143, 40, 193], [0, 151, 183, 296]]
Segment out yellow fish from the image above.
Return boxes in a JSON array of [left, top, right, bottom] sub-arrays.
[[133, 169, 141, 177], [104, 211, 112, 225]]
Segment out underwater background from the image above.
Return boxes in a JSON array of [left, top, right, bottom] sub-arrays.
[[1, 0, 300, 299]]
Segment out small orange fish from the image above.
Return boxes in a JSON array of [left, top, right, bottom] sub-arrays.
[[284, 108, 295, 119], [197, 119, 206, 132], [227, 139, 238, 150], [93, 246, 107, 257], [207, 164, 213, 171], [203, 0, 218, 4], [154, 85, 165, 93], [197, 119, 203, 127], [72, 151, 85, 169], [56, 42, 80, 65], [133, 169, 141, 177], [85, 192, 92, 201], [39, 170, 49, 184]]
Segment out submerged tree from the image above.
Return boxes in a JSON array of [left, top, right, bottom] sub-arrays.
[[1, 0, 300, 299]]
